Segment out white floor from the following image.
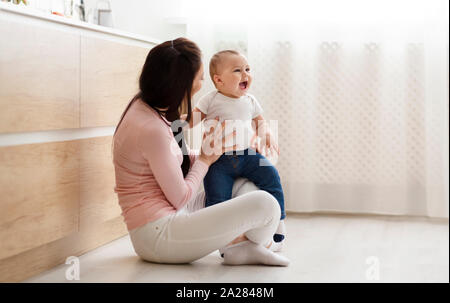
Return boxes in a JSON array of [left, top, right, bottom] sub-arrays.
[[24, 213, 449, 283]]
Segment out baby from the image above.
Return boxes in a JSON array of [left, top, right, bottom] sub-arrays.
[[187, 50, 286, 252]]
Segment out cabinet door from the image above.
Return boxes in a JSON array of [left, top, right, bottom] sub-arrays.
[[0, 141, 80, 260], [79, 136, 123, 229], [0, 19, 80, 133], [80, 36, 151, 127]]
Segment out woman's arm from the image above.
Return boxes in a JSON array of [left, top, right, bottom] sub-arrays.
[[188, 145, 200, 168], [138, 121, 209, 210]]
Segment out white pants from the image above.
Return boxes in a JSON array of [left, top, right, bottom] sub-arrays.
[[129, 178, 281, 263]]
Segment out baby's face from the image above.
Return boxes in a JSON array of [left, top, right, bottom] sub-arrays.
[[214, 54, 252, 98]]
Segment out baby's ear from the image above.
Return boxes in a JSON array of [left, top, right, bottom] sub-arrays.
[[213, 74, 222, 85]]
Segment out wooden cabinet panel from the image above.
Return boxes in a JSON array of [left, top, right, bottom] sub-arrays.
[[80, 36, 150, 127], [0, 216, 127, 282], [0, 141, 80, 260], [0, 12, 154, 281], [0, 19, 80, 133], [79, 136, 122, 229]]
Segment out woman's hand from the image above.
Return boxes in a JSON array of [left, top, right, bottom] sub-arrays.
[[180, 113, 188, 121], [198, 117, 239, 166]]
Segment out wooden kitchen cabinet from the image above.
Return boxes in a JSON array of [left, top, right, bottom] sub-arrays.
[[0, 18, 80, 133], [0, 4, 157, 282], [80, 36, 150, 127]]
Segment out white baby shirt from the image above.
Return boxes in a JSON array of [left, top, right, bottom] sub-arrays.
[[195, 90, 263, 151]]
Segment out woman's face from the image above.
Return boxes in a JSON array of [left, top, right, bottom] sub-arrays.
[[191, 63, 204, 97]]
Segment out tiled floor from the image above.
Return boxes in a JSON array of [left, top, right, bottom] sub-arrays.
[[24, 213, 449, 283]]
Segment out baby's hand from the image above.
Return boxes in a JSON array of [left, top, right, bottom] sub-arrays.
[[262, 133, 280, 156], [251, 133, 280, 158]]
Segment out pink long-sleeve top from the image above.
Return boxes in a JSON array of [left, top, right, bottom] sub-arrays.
[[113, 98, 209, 231]]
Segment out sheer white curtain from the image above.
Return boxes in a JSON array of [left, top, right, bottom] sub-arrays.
[[184, 0, 449, 218]]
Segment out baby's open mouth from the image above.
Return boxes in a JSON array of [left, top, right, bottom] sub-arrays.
[[239, 81, 248, 89]]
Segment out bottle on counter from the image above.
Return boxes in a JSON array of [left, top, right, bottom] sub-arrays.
[[72, 0, 85, 21], [64, 0, 72, 17]]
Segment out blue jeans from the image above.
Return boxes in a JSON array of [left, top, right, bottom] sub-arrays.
[[204, 148, 286, 220]]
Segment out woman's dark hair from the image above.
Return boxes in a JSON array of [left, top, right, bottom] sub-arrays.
[[114, 37, 202, 177]]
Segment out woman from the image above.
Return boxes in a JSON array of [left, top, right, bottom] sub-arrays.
[[113, 38, 289, 266]]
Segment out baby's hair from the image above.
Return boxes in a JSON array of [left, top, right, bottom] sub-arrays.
[[209, 50, 241, 84]]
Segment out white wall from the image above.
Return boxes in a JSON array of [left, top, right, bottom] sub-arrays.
[[107, 0, 186, 41]]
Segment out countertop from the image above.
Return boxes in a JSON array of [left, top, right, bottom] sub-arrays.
[[0, 2, 161, 45]]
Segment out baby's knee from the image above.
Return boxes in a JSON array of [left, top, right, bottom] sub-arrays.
[[266, 165, 281, 182]]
